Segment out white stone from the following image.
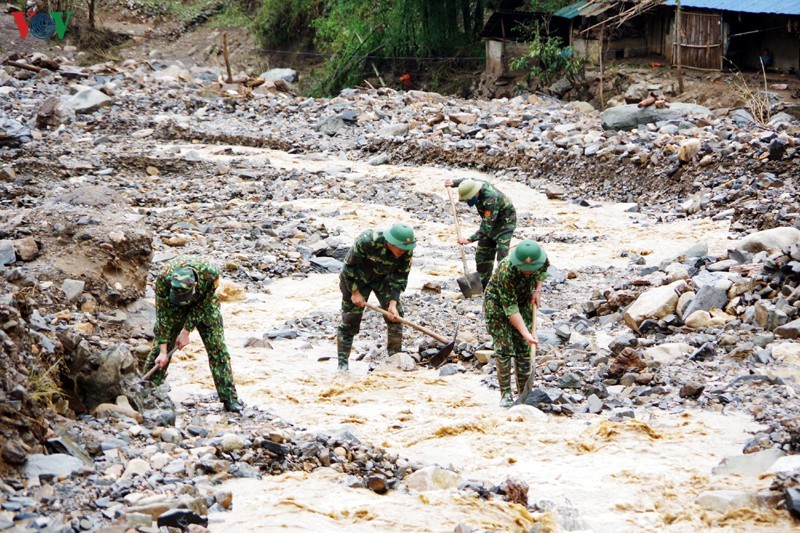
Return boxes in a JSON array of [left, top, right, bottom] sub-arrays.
[[219, 433, 246, 452], [695, 490, 759, 512], [768, 455, 800, 474], [61, 279, 85, 301], [712, 448, 785, 476], [68, 87, 112, 114], [643, 343, 692, 366], [684, 310, 712, 328], [122, 458, 151, 478], [404, 466, 461, 492], [736, 227, 800, 254], [771, 342, 800, 365], [678, 138, 701, 162], [507, 404, 547, 423], [623, 280, 686, 330]]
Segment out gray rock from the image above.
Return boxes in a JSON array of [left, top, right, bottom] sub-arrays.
[[730, 108, 755, 126], [259, 68, 298, 83], [368, 154, 391, 166], [309, 256, 343, 273], [61, 279, 85, 302], [609, 333, 637, 354], [695, 490, 759, 512], [73, 344, 136, 410], [0, 116, 32, 147], [36, 96, 76, 128], [0, 240, 14, 265], [557, 373, 582, 389], [160, 428, 182, 444], [315, 116, 347, 136], [23, 453, 85, 480], [601, 103, 712, 131], [682, 242, 708, 258], [587, 394, 602, 414], [682, 284, 729, 318], [775, 319, 800, 339], [438, 363, 459, 376]]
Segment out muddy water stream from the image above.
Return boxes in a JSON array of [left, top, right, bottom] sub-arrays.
[[160, 146, 787, 531]]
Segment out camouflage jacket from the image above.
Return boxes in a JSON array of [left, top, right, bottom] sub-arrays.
[[484, 256, 549, 317], [154, 256, 221, 345], [340, 230, 412, 301], [451, 179, 515, 242]]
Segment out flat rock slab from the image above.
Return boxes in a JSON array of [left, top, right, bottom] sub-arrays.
[[712, 448, 785, 476], [23, 453, 86, 479], [601, 103, 712, 131]]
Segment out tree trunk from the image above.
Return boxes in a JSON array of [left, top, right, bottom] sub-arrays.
[[87, 0, 95, 29], [473, 0, 484, 38]]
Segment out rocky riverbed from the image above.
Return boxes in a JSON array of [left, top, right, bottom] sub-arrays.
[[2, 52, 800, 531]]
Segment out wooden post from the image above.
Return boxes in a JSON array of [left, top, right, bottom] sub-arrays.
[[223, 33, 233, 84], [599, 22, 605, 109], [675, 0, 684, 93]]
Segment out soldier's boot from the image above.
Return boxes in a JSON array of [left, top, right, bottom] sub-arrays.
[[387, 323, 403, 355], [337, 336, 353, 371], [514, 357, 532, 396], [337, 313, 361, 371], [496, 353, 514, 408]]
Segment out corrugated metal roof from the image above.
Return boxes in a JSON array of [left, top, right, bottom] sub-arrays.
[[663, 0, 800, 15], [554, 0, 616, 19]]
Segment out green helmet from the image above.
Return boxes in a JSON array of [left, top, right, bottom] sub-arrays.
[[458, 179, 482, 201], [510, 240, 547, 271], [383, 223, 417, 251]]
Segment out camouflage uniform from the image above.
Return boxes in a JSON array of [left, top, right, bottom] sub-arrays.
[[144, 256, 240, 407], [337, 230, 413, 367], [484, 256, 549, 399], [449, 178, 516, 289]]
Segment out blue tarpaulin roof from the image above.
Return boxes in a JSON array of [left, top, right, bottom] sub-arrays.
[[663, 0, 800, 16]]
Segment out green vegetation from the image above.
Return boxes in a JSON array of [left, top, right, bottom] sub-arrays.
[[254, 0, 487, 96], [511, 31, 589, 96]]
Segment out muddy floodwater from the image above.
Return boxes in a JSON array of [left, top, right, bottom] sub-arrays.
[[158, 147, 787, 531]]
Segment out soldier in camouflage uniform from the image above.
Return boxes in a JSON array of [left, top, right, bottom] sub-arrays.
[[337, 224, 416, 371], [484, 240, 549, 408], [144, 256, 243, 412], [444, 178, 516, 290]]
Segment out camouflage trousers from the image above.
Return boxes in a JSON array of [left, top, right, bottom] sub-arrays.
[[337, 278, 404, 366], [145, 302, 239, 405], [476, 214, 516, 290], [484, 300, 532, 398]]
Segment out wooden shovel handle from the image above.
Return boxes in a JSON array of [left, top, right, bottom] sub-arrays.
[[142, 346, 179, 380], [530, 302, 538, 368], [364, 302, 449, 343], [446, 187, 471, 275]]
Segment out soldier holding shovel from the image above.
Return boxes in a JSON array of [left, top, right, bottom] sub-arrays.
[[444, 178, 516, 290], [143, 256, 243, 413], [336, 224, 416, 371], [484, 240, 549, 408]]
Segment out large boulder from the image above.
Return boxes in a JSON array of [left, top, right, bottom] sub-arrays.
[[735, 227, 800, 254], [623, 280, 686, 331], [601, 103, 712, 131]]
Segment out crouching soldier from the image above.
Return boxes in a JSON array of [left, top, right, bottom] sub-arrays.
[[444, 178, 516, 290], [144, 256, 243, 412], [484, 240, 549, 407], [337, 224, 416, 371]]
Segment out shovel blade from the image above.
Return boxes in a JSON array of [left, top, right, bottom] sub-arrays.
[[429, 341, 455, 368], [457, 272, 483, 298]]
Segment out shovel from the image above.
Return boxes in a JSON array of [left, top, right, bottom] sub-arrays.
[[446, 188, 483, 298], [519, 303, 539, 399], [141, 346, 179, 382], [364, 302, 457, 368]]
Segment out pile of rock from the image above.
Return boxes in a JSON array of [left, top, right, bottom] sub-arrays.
[[0, 394, 417, 531]]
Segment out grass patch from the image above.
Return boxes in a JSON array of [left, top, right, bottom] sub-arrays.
[[28, 358, 63, 407]]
